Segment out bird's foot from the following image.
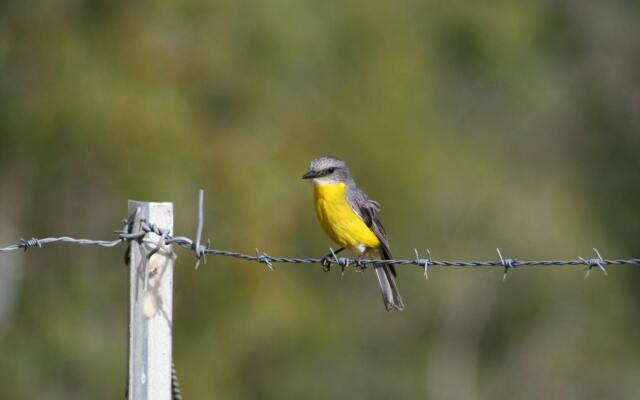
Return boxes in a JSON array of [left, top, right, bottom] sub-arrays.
[[321, 247, 345, 272], [354, 254, 367, 272], [321, 255, 333, 272]]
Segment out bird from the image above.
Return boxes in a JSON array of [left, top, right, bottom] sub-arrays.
[[302, 156, 404, 311]]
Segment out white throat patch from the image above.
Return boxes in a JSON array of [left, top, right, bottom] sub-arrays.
[[312, 176, 342, 186]]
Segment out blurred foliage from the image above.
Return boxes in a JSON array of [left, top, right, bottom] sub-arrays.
[[0, 0, 639, 399]]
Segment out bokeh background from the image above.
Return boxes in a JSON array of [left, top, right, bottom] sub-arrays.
[[1, 1, 639, 399]]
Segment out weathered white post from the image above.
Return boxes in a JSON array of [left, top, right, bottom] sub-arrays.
[[127, 201, 175, 400]]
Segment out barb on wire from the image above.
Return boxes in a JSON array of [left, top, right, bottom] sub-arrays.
[[325, 248, 349, 268], [328, 247, 350, 278], [194, 188, 207, 269], [497, 248, 516, 282], [414, 249, 432, 279], [255, 249, 275, 271], [580, 248, 607, 278], [2, 191, 640, 281]]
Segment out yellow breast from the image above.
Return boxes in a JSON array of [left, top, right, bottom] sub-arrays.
[[313, 182, 381, 250]]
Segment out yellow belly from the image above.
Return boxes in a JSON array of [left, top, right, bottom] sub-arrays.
[[313, 182, 381, 250]]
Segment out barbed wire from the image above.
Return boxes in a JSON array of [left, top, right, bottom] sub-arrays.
[[0, 237, 123, 252], [3, 192, 633, 400], [1, 190, 639, 280]]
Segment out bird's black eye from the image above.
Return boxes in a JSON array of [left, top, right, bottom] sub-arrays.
[[327, 167, 335, 174]]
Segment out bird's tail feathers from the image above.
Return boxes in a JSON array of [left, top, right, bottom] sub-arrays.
[[374, 264, 404, 311]]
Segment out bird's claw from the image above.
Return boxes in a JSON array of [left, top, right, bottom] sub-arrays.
[[321, 255, 333, 272], [354, 254, 367, 271]]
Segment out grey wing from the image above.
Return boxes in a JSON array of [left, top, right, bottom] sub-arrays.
[[349, 186, 403, 310], [347, 187, 394, 261]]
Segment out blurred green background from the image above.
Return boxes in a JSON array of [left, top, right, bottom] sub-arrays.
[[1, 1, 639, 399]]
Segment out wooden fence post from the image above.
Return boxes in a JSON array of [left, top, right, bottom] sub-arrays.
[[127, 201, 175, 400]]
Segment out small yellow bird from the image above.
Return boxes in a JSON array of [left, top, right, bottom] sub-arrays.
[[303, 156, 404, 311]]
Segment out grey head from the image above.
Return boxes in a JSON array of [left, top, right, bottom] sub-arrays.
[[302, 156, 353, 185]]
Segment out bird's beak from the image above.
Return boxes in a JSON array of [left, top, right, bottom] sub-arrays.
[[302, 170, 318, 179]]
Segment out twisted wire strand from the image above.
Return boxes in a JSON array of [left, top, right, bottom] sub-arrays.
[[171, 361, 182, 400], [0, 237, 123, 252]]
